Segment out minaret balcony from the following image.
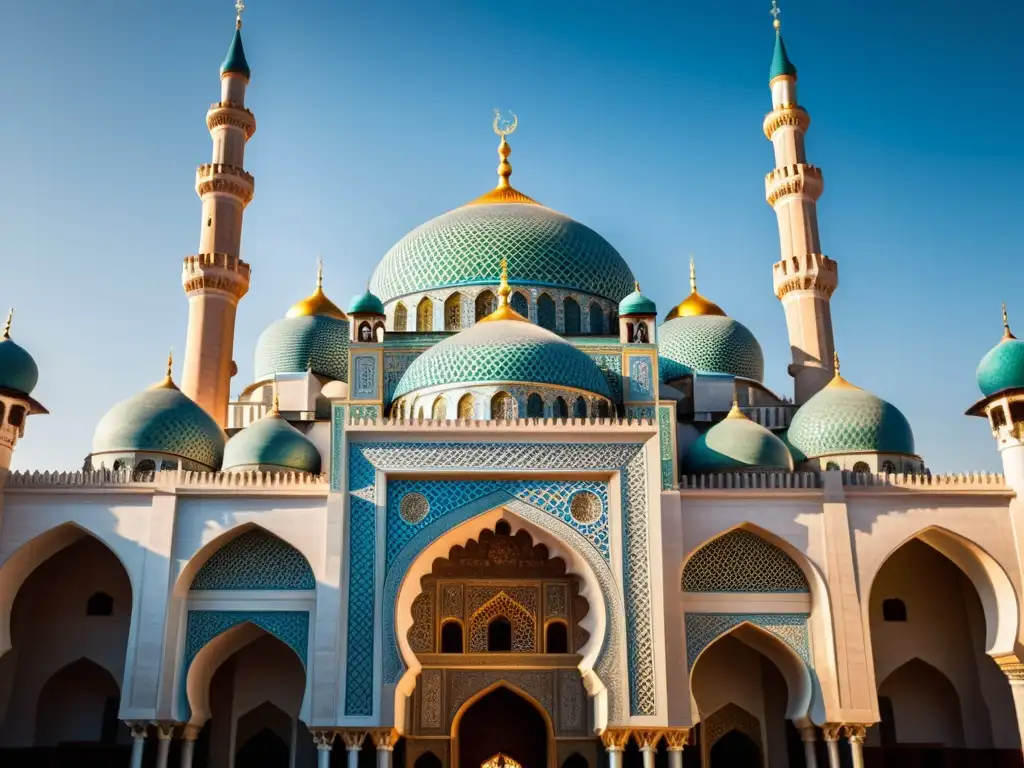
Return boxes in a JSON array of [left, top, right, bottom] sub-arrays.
[[195, 163, 255, 205], [181, 252, 252, 299], [762, 104, 810, 140], [206, 102, 256, 140], [772, 253, 838, 299], [765, 163, 823, 206]]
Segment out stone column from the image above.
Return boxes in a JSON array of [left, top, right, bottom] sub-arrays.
[[822, 725, 841, 768], [154, 723, 174, 768], [632, 730, 662, 768], [313, 731, 335, 768], [372, 729, 399, 768], [843, 725, 867, 768], [600, 728, 631, 768], [180, 725, 200, 768], [128, 722, 149, 768], [799, 726, 818, 768], [663, 728, 690, 768], [342, 730, 368, 768], [995, 655, 1024, 754]]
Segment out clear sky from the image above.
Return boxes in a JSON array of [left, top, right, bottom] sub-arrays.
[[1, 0, 1021, 472]]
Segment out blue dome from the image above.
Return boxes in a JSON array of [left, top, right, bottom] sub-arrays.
[[221, 27, 250, 78], [787, 376, 915, 459], [222, 412, 321, 473], [255, 315, 349, 382], [0, 334, 38, 396], [683, 408, 794, 473], [371, 203, 636, 304], [392, 318, 612, 400], [976, 336, 1024, 398], [91, 382, 226, 469], [659, 315, 764, 382], [348, 290, 385, 316], [619, 287, 657, 317]]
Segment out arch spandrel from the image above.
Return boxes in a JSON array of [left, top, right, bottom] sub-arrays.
[[682, 528, 809, 594]]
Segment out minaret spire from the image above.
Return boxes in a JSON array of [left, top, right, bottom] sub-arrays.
[[180, 2, 256, 425], [2, 308, 12, 340], [764, 2, 838, 404], [1003, 302, 1016, 340]]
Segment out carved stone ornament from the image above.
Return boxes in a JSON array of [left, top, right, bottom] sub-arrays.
[[821, 724, 843, 742], [600, 728, 632, 750], [663, 729, 691, 749], [842, 724, 868, 744], [632, 730, 664, 750], [311, 731, 335, 749], [340, 730, 368, 750], [995, 654, 1024, 681]]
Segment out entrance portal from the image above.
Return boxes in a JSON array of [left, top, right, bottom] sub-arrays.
[[456, 687, 548, 768], [709, 730, 760, 767]]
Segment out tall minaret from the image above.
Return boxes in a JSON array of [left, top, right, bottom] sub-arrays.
[[181, 0, 256, 426], [764, 2, 838, 404]]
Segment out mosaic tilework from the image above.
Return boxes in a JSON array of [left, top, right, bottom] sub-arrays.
[[683, 529, 809, 593], [658, 315, 764, 382], [384, 353, 422, 404], [588, 353, 624, 405], [330, 405, 345, 492], [370, 204, 636, 303], [345, 448, 378, 715], [621, 451, 656, 716], [626, 406, 655, 421], [628, 356, 654, 399], [787, 386, 915, 458], [358, 442, 642, 472], [353, 355, 378, 398], [684, 613, 810, 667], [350, 405, 380, 423], [190, 529, 315, 590], [658, 355, 693, 384], [255, 315, 350, 383], [658, 405, 675, 490]]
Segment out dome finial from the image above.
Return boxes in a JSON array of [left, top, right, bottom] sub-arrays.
[[689, 255, 698, 293], [286, 260, 347, 319], [1003, 302, 1016, 341], [316, 257, 324, 290], [2, 308, 12, 340], [493, 109, 518, 190], [270, 378, 280, 415], [480, 257, 527, 323], [154, 348, 178, 390], [666, 255, 726, 320], [235, 0, 245, 29], [833, 350, 840, 377], [726, 387, 747, 419], [770, 0, 782, 32]]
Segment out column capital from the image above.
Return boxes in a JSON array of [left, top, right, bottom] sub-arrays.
[[842, 724, 869, 744], [632, 730, 663, 751], [600, 728, 631, 751], [370, 728, 399, 750], [663, 728, 691, 750], [799, 725, 817, 743], [312, 730, 336, 750], [821, 724, 842, 742], [126, 721, 149, 740], [182, 724, 201, 742], [152, 722, 176, 740], [341, 730, 368, 750], [995, 654, 1024, 681]]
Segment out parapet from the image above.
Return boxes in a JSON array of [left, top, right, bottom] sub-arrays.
[[345, 415, 658, 432], [5, 468, 327, 493]]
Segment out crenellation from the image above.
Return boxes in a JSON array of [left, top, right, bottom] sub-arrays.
[[679, 471, 822, 490], [5, 467, 327, 491], [345, 415, 657, 430]]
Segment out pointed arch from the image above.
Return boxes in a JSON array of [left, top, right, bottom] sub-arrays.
[[537, 293, 555, 330], [510, 291, 529, 318], [445, 293, 463, 331], [458, 393, 475, 420], [450, 680, 557, 768], [432, 396, 448, 421], [34, 657, 122, 747], [702, 702, 762, 751], [588, 302, 604, 334], [417, 298, 433, 332], [877, 657, 965, 748], [394, 302, 408, 332], [475, 291, 497, 321], [468, 592, 535, 653], [563, 297, 581, 334]]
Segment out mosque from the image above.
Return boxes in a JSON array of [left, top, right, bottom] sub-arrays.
[[2, 3, 1024, 768]]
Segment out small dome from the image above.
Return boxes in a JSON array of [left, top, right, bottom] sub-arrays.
[[659, 315, 764, 382], [776, 428, 806, 464], [683, 404, 794, 473], [348, 289, 385, 316], [222, 410, 321, 473], [976, 308, 1024, 397], [0, 311, 39, 396], [255, 315, 349, 382], [619, 284, 657, 317], [91, 370, 226, 470], [286, 263, 347, 321], [392, 315, 611, 401], [665, 258, 726, 321], [787, 365, 915, 459]]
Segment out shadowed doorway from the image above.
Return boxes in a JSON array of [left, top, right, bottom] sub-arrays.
[[456, 687, 548, 768], [709, 730, 760, 768]]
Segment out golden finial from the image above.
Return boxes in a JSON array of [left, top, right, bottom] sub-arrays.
[[286, 259, 347, 320], [726, 388, 747, 419], [826, 349, 858, 390], [634, 280, 641, 293], [153, 348, 178, 390], [480, 257, 527, 323], [770, 0, 782, 32], [666, 255, 725, 321], [316, 258, 324, 290], [270, 378, 280, 415], [1003, 302, 1016, 340], [689, 255, 697, 294], [2, 308, 12, 340], [833, 350, 840, 377], [235, 0, 245, 29], [467, 110, 539, 207]]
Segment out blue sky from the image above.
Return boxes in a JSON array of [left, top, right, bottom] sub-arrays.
[[1, 0, 1020, 472]]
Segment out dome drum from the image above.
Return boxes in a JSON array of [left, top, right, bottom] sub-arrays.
[[392, 383, 613, 422], [85, 451, 206, 474]]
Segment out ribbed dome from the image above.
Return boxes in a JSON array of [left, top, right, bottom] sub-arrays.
[[977, 335, 1024, 398], [349, 290, 385, 316], [392, 318, 612, 400], [222, 412, 321, 473], [683, 407, 794, 473], [255, 315, 349, 382], [91, 381, 226, 469], [659, 315, 764, 382], [619, 285, 657, 317], [0, 319, 39, 396], [371, 203, 635, 304], [787, 374, 915, 459]]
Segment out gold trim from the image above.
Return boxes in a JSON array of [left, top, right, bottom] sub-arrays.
[[665, 257, 726, 320], [152, 349, 179, 391], [465, 121, 542, 207], [1003, 302, 1016, 341], [479, 257, 530, 323], [2, 308, 11, 340]]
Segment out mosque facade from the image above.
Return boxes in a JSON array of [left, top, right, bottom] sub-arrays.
[[2, 5, 1024, 768]]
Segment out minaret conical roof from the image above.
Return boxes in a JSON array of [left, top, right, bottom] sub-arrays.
[[770, 32, 797, 80], [221, 26, 251, 79]]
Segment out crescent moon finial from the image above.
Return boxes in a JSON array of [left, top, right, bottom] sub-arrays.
[[493, 109, 518, 138]]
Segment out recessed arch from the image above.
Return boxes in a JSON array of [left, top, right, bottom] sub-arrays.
[[33, 657, 122, 747], [450, 680, 556, 768], [394, 302, 409, 332], [417, 297, 434, 332], [877, 657, 966, 748], [537, 293, 555, 331], [445, 293, 463, 331]]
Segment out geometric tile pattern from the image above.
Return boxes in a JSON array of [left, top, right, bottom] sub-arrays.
[[787, 385, 915, 458], [345, 456, 378, 716], [370, 203, 636, 304], [977, 336, 1024, 397], [384, 352, 422, 404], [658, 315, 764, 382], [255, 315, 350, 383], [621, 451, 656, 716], [190, 529, 315, 590], [588, 353, 624, 405], [682, 529, 809, 593], [658, 404, 675, 490], [684, 612, 810, 667]]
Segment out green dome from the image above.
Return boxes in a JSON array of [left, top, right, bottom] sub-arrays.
[[371, 203, 635, 303], [770, 33, 797, 80], [222, 412, 321, 473], [0, 335, 39, 396], [91, 383, 226, 469], [348, 290, 385, 316], [776, 428, 806, 464], [659, 315, 764, 382], [619, 287, 657, 317], [255, 315, 349, 382], [976, 336, 1024, 397], [683, 409, 794, 473], [392, 318, 612, 400], [221, 27, 250, 78], [787, 378, 915, 459]]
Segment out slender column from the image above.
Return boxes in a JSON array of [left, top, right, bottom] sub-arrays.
[[994, 656, 1024, 754], [600, 728, 631, 768], [180, 725, 200, 768], [154, 723, 174, 768], [663, 728, 690, 768], [313, 731, 335, 768], [372, 728, 398, 768], [843, 725, 867, 768], [799, 726, 818, 768], [342, 730, 368, 768], [128, 722, 149, 768], [632, 730, 662, 768], [822, 725, 841, 768]]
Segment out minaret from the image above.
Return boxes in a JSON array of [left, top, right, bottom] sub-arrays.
[[0, 310, 48, 474], [764, 2, 838, 404], [181, 0, 256, 426]]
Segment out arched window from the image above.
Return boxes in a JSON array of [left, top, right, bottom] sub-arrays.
[[112, 460, 126, 472], [487, 617, 513, 652], [441, 621, 464, 653], [394, 302, 408, 332], [589, 302, 604, 334], [526, 393, 544, 418], [160, 460, 178, 471], [545, 621, 569, 653], [431, 397, 447, 420], [8, 405, 25, 428], [133, 459, 156, 479], [491, 391, 516, 420], [537, 294, 555, 330], [510, 291, 529, 318], [852, 461, 870, 473], [573, 398, 588, 419], [881, 460, 897, 474], [86, 592, 114, 617], [609, 310, 619, 335], [416, 406, 424, 420], [882, 598, 907, 622], [458, 394, 475, 420], [597, 401, 610, 418], [825, 461, 840, 471], [554, 397, 568, 419], [417, 298, 433, 332], [563, 297, 581, 334], [445, 293, 462, 331], [475, 291, 497, 321], [357, 321, 373, 342]]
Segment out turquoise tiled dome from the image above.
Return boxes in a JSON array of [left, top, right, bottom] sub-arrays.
[[392, 318, 612, 400], [222, 412, 321, 473], [658, 315, 764, 382], [221, 27, 250, 78], [776, 428, 806, 464], [371, 204, 636, 303], [619, 287, 657, 317], [0, 334, 39, 396], [976, 336, 1024, 397], [683, 409, 794, 473], [91, 383, 226, 469], [787, 377, 915, 459], [255, 315, 349, 382], [349, 290, 385, 316]]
